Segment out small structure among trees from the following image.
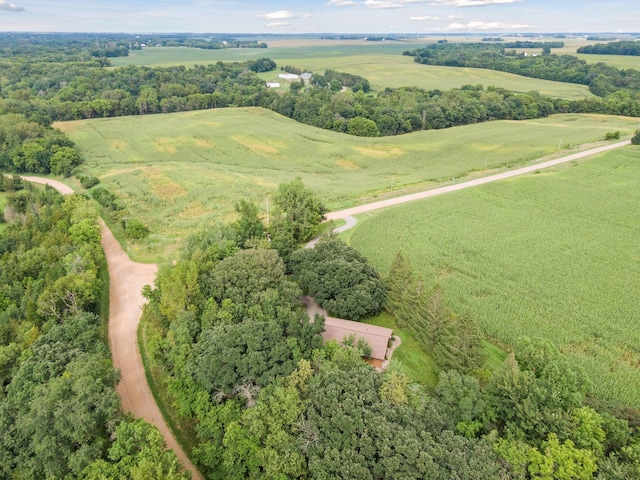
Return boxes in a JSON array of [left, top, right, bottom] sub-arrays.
[[302, 295, 393, 365]]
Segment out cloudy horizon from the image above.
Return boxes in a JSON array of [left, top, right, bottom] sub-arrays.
[[0, 0, 637, 34]]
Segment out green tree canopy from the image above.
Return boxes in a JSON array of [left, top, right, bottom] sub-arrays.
[[290, 236, 387, 320], [271, 177, 326, 246]]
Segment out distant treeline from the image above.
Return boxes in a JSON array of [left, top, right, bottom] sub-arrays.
[[139, 34, 267, 50], [404, 43, 640, 97], [577, 40, 640, 56], [0, 33, 266, 64], [502, 41, 564, 49]]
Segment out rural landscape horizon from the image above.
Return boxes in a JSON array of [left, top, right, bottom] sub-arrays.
[[0, 1, 639, 478]]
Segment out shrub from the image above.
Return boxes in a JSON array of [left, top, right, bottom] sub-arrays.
[[80, 175, 100, 189], [632, 129, 640, 145], [605, 131, 620, 140], [91, 187, 123, 210], [124, 218, 150, 239]]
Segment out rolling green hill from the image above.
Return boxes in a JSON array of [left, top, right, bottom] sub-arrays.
[[58, 108, 638, 261]]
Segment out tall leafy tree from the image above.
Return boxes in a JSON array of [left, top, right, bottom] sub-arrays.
[[270, 177, 326, 248], [290, 237, 386, 320]]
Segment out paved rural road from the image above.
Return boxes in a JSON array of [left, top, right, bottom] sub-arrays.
[[20, 177, 202, 480]]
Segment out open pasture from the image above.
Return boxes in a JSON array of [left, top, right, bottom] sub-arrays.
[[112, 43, 593, 99], [58, 109, 639, 261], [349, 146, 640, 407], [109, 42, 414, 68], [576, 53, 640, 70]]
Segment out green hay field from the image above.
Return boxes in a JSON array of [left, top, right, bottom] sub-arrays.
[[57, 108, 639, 261], [112, 44, 593, 99], [349, 146, 640, 407], [576, 53, 640, 70]]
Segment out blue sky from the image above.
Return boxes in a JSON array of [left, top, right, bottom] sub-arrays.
[[0, 0, 637, 33]]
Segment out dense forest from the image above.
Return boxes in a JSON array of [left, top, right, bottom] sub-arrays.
[[139, 183, 640, 479], [577, 41, 640, 56], [0, 185, 189, 478]]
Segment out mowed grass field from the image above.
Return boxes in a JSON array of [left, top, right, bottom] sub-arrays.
[[57, 108, 639, 261], [349, 146, 640, 407], [576, 53, 640, 70], [112, 44, 593, 99]]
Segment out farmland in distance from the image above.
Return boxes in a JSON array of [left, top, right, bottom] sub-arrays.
[[349, 146, 640, 407], [112, 43, 593, 99]]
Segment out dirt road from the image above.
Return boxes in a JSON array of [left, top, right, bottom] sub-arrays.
[[20, 176, 202, 480], [325, 140, 631, 221]]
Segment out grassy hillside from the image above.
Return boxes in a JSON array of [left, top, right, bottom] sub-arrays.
[[349, 146, 640, 407], [576, 53, 640, 70], [58, 109, 638, 261], [112, 44, 593, 99]]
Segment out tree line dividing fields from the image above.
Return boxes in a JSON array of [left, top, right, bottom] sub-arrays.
[[59, 108, 640, 261], [349, 146, 640, 408]]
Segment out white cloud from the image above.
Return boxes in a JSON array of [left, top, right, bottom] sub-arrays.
[[258, 10, 294, 19], [267, 22, 292, 28], [410, 15, 441, 20], [327, 0, 359, 5], [364, 0, 405, 8], [448, 20, 535, 30], [431, 0, 521, 6], [329, 0, 431, 7], [0, 0, 24, 12]]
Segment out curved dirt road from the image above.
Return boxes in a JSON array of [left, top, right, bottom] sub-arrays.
[[20, 176, 202, 480]]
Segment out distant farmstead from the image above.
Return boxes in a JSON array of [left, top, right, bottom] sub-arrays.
[[278, 73, 300, 81]]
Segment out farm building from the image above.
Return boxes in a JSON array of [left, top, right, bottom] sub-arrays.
[[300, 72, 313, 80], [266, 82, 281, 88], [323, 317, 393, 363], [278, 73, 300, 81]]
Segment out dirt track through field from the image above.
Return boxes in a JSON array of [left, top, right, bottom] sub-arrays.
[[20, 176, 202, 480]]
